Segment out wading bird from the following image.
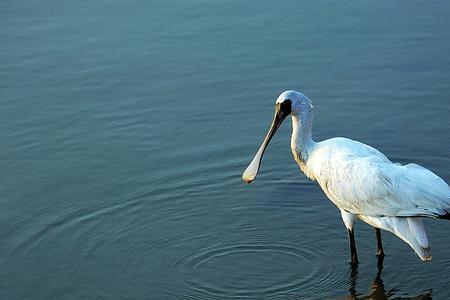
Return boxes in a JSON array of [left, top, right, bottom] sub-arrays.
[[242, 90, 450, 265]]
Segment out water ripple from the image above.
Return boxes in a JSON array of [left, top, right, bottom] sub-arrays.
[[146, 240, 346, 299]]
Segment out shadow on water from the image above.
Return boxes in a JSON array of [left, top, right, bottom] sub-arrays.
[[341, 264, 432, 300]]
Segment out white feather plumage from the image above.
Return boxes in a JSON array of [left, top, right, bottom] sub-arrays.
[[244, 90, 450, 261]]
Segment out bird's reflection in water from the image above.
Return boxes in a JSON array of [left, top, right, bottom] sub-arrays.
[[343, 263, 432, 300]]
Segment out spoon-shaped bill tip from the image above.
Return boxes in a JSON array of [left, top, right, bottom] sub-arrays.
[[242, 170, 256, 184], [242, 176, 254, 184], [242, 144, 264, 183]]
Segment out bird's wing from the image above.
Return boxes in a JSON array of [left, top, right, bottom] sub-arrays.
[[315, 153, 450, 218], [394, 163, 450, 217]]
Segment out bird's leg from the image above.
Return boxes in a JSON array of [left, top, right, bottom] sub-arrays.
[[375, 227, 385, 269], [348, 264, 358, 297], [348, 228, 359, 265], [375, 227, 385, 257]]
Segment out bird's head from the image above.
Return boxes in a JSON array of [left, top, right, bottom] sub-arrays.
[[276, 90, 313, 116], [242, 90, 313, 184]]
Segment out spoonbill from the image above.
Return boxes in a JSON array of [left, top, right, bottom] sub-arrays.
[[242, 90, 450, 264]]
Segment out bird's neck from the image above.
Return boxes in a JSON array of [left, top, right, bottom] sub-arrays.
[[291, 113, 315, 179]]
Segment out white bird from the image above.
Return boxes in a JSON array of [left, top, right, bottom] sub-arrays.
[[243, 90, 450, 264]]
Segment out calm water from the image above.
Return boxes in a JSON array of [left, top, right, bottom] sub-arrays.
[[1, 1, 450, 299]]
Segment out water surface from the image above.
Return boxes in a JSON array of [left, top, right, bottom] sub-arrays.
[[1, 1, 450, 299]]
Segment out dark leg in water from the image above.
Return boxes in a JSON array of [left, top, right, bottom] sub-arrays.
[[348, 228, 359, 265], [375, 227, 385, 269], [375, 228, 385, 256]]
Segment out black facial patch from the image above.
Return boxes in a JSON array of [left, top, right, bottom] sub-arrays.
[[279, 99, 292, 115]]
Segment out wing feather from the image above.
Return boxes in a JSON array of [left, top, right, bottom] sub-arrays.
[[310, 138, 450, 218]]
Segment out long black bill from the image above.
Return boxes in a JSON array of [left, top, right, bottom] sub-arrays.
[[242, 100, 291, 183]]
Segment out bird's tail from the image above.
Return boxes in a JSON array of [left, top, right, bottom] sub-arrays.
[[360, 216, 432, 261], [386, 217, 432, 261]]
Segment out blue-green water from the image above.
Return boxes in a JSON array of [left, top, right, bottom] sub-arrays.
[[1, 1, 450, 299]]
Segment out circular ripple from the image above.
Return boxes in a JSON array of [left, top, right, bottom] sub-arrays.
[[150, 240, 348, 299]]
